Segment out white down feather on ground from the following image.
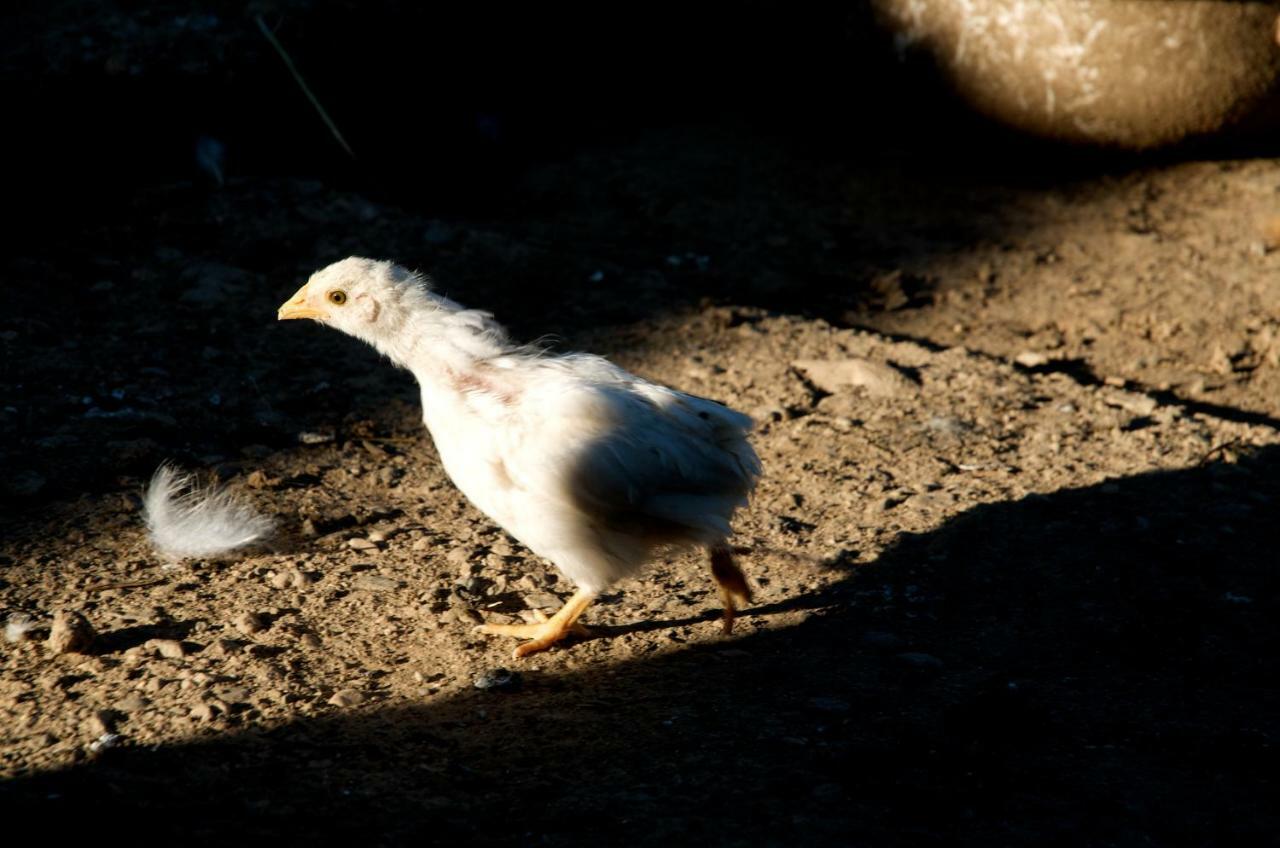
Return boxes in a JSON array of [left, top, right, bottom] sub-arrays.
[[143, 464, 274, 559]]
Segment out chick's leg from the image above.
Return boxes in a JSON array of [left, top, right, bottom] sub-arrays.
[[710, 547, 752, 634], [475, 589, 597, 659]]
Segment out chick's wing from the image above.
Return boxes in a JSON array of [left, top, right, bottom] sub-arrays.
[[496, 359, 759, 537]]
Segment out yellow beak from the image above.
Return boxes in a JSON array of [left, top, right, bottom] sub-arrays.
[[277, 283, 323, 320]]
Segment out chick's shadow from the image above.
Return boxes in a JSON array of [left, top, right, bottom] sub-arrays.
[[8, 447, 1280, 847]]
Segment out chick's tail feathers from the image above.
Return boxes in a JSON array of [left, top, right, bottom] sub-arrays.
[[710, 545, 752, 634], [144, 463, 274, 560]]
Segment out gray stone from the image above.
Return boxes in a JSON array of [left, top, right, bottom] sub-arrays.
[[473, 668, 522, 692], [355, 574, 404, 592], [327, 688, 365, 707]]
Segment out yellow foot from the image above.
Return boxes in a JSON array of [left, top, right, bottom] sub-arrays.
[[473, 590, 596, 658], [474, 613, 591, 658]]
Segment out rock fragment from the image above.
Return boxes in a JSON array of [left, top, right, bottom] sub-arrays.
[[473, 668, 522, 692], [328, 688, 365, 707], [47, 610, 96, 654], [355, 574, 404, 592], [148, 638, 186, 659], [189, 702, 220, 721], [233, 611, 270, 636], [793, 358, 918, 399]]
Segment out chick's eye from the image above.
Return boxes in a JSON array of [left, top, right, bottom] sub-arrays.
[[328, 290, 347, 305]]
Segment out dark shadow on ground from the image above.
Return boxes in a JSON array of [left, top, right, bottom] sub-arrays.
[[6, 447, 1277, 846]]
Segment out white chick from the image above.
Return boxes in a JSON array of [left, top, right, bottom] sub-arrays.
[[279, 257, 761, 658]]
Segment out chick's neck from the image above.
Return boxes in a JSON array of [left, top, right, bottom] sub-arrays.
[[373, 295, 516, 399]]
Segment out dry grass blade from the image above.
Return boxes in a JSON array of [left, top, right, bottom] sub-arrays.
[[254, 15, 356, 159]]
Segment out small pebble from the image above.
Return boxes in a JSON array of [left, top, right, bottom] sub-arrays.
[[347, 537, 378, 551], [47, 610, 96, 654], [793, 358, 918, 399], [524, 592, 561, 611], [216, 685, 252, 704], [473, 668, 522, 692], [189, 702, 219, 721], [1101, 390, 1158, 417], [328, 688, 365, 707], [116, 693, 150, 712], [355, 574, 403, 592], [245, 469, 272, 488], [206, 638, 243, 657], [233, 611, 269, 636], [148, 638, 186, 659], [1014, 351, 1050, 368]]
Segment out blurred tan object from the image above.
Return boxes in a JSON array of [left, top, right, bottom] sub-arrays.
[[873, 0, 1280, 148]]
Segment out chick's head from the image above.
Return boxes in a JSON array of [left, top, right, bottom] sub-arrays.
[[277, 256, 424, 340]]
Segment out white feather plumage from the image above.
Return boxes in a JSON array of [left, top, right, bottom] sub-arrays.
[[280, 257, 761, 657], [5, 613, 38, 643], [143, 464, 273, 559]]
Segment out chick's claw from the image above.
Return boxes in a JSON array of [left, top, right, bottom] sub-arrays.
[[474, 590, 596, 659], [473, 619, 590, 659]]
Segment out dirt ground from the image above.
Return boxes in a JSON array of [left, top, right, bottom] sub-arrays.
[[3, 9, 1280, 845]]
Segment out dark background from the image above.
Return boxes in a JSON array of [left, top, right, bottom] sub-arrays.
[[6, 3, 893, 219], [3, 0, 1145, 240]]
